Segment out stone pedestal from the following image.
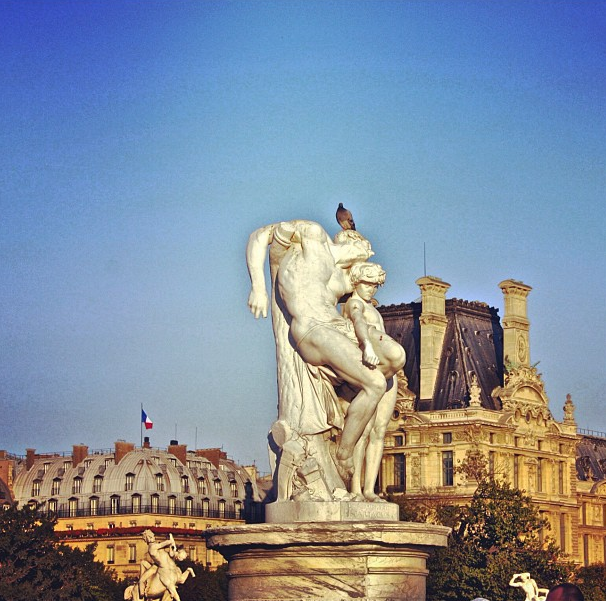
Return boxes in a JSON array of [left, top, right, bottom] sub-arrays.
[[206, 520, 450, 601]]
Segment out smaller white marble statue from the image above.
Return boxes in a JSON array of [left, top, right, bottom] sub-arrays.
[[509, 572, 549, 601], [124, 530, 195, 601], [343, 262, 404, 502]]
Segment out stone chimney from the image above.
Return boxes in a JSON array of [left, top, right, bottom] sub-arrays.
[[114, 441, 135, 465], [499, 279, 532, 367], [168, 441, 187, 466], [26, 448, 36, 471], [143, 436, 151, 449], [72, 444, 89, 468], [196, 448, 227, 469], [416, 276, 451, 401]]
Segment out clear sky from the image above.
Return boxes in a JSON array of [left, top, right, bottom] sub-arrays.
[[1, 0, 604, 471]]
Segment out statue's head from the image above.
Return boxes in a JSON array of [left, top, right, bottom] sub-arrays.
[[332, 233, 373, 268], [350, 262, 386, 287], [175, 548, 188, 561], [142, 529, 155, 543]]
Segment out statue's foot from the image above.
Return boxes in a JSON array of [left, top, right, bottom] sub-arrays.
[[364, 492, 387, 503]]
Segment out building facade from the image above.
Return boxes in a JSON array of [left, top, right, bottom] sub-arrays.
[[5, 439, 264, 579], [378, 276, 606, 566]]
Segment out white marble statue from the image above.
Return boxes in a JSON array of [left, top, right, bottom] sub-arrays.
[[343, 262, 404, 502], [124, 530, 195, 601], [509, 572, 549, 601], [246, 217, 405, 501]]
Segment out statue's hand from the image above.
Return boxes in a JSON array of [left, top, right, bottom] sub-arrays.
[[362, 342, 380, 367], [248, 288, 269, 319]]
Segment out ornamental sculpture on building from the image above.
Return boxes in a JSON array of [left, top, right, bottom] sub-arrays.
[[246, 207, 405, 502]]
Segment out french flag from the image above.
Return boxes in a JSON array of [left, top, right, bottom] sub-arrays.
[[141, 409, 153, 430]]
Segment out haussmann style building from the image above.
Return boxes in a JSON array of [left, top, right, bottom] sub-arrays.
[[3, 438, 264, 579]]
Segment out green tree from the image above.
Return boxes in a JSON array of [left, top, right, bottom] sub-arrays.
[[573, 563, 606, 601], [424, 479, 573, 601], [173, 560, 228, 601], [0, 504, 122, 601]]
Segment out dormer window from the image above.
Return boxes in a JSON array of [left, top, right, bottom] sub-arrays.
[[31, 480, 41, 496]]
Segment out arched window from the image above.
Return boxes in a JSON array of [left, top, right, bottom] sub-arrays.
[[125, 473, 134, 492], [132, 494, 141, 514], [31, 480, 41, 496], [52, 479, 61, 495], [181, 476, 190, 493], [89, 497, 99, 516], [93, 476, 103, 493], [198, 477, 207, 495], [68, 498, 78, 517], [234, 500, 243, 518], [214, 479, 223, 496], [48, 499, 58, 514], [110, 495, 120, 514], [185, 497, 193, 516], [72, 477, 83, 494], [218, 499, 226, 518], [168, 496, 176, 515], [230, 481, 238, 497], [156, 474, 164, 492], [202, 498, 209, 516], [151, 494, 159, 514]]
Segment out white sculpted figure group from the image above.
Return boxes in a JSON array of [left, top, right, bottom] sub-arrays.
[[124, 530, 195, 601], [246, 205, 406, 502]]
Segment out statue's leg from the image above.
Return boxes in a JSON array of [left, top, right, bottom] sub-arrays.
[[351, 415, 374, 499], [363, 376, 397, 501]]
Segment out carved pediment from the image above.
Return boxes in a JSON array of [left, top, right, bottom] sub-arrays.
[[491, 364, 551, 416]]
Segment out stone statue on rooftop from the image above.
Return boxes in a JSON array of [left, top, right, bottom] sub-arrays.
[[246, 215, 405, 502]]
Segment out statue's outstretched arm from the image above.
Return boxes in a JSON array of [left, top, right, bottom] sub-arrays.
[[246, 224, 275, 319]]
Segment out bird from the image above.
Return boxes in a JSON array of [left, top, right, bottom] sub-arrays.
[[336, 203, 356, 231]]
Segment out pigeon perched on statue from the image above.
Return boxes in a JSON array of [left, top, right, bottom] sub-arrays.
[[336, 203, 356, 231], [334, 203, 371, 252]]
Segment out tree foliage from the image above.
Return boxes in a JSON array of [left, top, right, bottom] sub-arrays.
[[176, 560, 228, 601], [0, 504, 122, 601], [573, 564, 606, 601], [425, 479, 574, 601]]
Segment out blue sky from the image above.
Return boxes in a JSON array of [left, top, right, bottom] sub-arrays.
[[1, 1, 604, 471]]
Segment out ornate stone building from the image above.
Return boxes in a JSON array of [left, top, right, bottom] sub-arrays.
[[3, 439, 264, 578], [378, 276, 606, 566]]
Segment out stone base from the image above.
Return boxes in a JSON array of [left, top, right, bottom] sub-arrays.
[[265, 500, 399, 523], [206, 521, 450, 601]]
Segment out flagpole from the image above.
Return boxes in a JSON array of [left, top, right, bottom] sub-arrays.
[[140, 403, 143, 448]]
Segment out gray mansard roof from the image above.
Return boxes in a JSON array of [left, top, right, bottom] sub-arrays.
[[379, 298, 504, 411], [13, 446, 261, 519]]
